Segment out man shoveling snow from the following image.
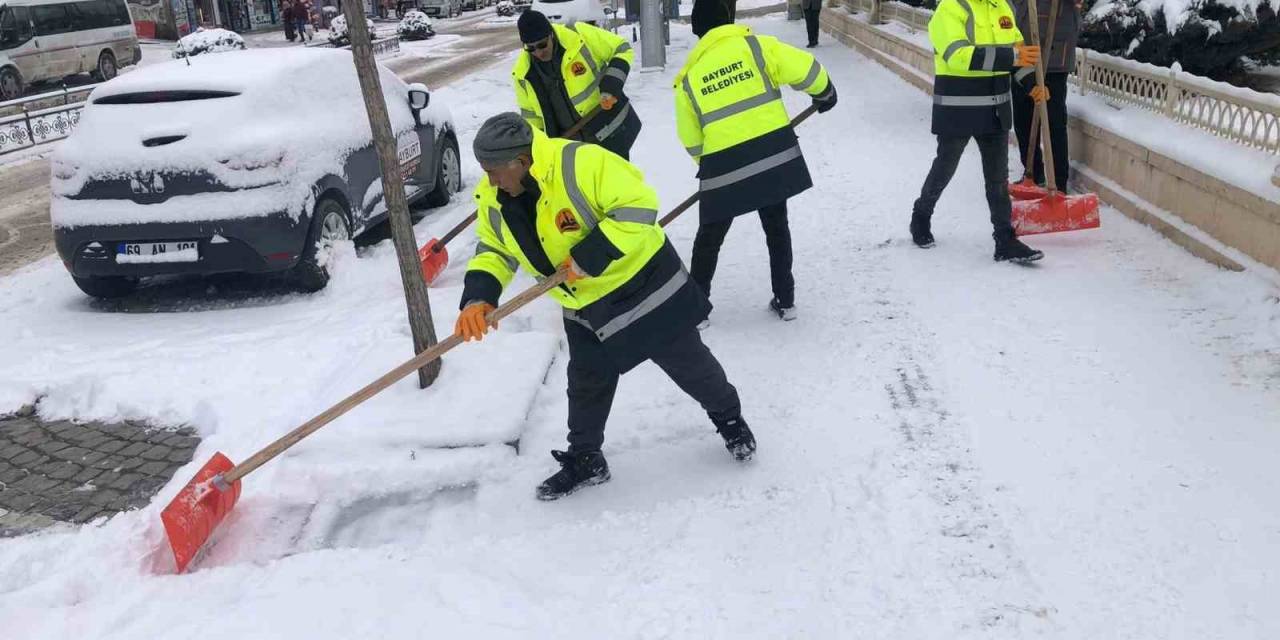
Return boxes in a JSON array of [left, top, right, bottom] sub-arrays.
[[455, 113, 757, 500]]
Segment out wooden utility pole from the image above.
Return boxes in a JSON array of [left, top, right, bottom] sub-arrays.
[[341, 0, 441, 388]]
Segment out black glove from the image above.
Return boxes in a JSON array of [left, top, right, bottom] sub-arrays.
[[813, 82, 838, 114]]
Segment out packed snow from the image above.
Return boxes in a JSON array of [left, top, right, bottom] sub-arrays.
[[3, 15, 1280, 640]]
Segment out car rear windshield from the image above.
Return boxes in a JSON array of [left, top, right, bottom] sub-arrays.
[[93, 90, 240, 105]]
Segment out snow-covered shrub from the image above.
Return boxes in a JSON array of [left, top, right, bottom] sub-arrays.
[[397, 10, 435, 40], [497, 0, 515, 15], [172, 28, 247, 59], [328, 14, 349, 46], [1081, 0, 1279, 81]]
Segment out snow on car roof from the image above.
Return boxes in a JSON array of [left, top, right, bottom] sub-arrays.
[[90, 48, 358, 101]]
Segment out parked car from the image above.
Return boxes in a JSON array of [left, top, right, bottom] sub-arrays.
[[530, 0, 603, 25], [171, 28, 246, 59], [396, 10, 434, 40], [419, 0, 460, 18], [51, 48, 462, 298], [0, 0, 140, 100]]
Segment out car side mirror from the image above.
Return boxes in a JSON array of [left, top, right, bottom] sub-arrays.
[[407, 82, 430, 125]]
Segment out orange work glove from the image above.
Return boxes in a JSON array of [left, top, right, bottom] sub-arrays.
[[599, 93, 618, 111], [1029, 85, 1050, 103], [455, 302, 497, 342], [560, 258, 586, 284], [1014, 44, 1041, 68]]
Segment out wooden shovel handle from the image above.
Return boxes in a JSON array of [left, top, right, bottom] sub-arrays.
[[222, 269, 571, 483], [427, 108, 603, 255], [1023, 0, 1063, 180]]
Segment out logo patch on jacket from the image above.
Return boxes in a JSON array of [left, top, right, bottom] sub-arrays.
[[571, 61, 588, 77], [556, 209, 581, 233], [999, 16, 1014, 29]]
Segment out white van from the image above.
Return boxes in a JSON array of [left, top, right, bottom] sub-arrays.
[[0, 0, 139, 100]]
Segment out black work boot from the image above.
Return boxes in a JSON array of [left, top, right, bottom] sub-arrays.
[[769, 297, 797, 322], [993, 231, 1044, 264], [536, 450, 611, 501], [713, 416, 757, 462], [910, 216, 935, 248]]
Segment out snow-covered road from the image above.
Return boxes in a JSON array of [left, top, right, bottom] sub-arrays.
[[3, 15, 1279, 639]]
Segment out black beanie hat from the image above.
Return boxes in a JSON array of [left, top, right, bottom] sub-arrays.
[[691, 0, 733, 38], [517, 10, 554, 44]]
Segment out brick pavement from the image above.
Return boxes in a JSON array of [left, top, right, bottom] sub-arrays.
[[0, 405, 200, 536]]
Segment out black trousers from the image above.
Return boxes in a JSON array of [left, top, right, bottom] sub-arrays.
[[1012, 71, 1070, 192], [565, 325, 742, 453], [911, 134, 1014, 237], [804, 9, 821, 45], [690, 201, 794, 307]]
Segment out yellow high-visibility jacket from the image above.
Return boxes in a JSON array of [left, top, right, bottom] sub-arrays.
[[674, 24, 830, 160], [672, 23, 832, 221], [929, 0, 1025, 136], [465, 131, 663, 312], [513, 22, 634, 143]]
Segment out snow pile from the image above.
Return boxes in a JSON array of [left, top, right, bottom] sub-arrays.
[[397, 10, 436, 40], [328, 14, 349, 46], [171, 28, 247, 59], [4, 15, 1280, 640], [50, 48, 452, 227]]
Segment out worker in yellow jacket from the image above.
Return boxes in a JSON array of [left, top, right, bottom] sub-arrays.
[[910, 0, 1045, 263], [513, 11, 641, 159], [455, 113, 756, 501], [675, 0, 836, 324]]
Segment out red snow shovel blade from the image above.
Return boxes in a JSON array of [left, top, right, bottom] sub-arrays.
[[160, 452, 241, 573], [418, 239, 448, 285], [1009, 178, 1048, 201], [1012, 191, 1101, 236]]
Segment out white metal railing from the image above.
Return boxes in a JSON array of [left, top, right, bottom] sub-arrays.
[[0, 85, 97, 156], [842, 0, 1280, 155]]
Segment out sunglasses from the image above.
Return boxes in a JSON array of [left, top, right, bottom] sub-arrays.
[[524, 37, 552, 52]]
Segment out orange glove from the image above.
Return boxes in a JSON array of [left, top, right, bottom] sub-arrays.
[[560, 258, 586, 283], [1014, 44, 1041, 68], [1030, 85, 1050, 103], [455, 302, 497, 342], [600, 93, 618, 111]]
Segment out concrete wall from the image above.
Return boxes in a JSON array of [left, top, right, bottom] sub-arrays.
[[821, 7, 1280, 273]]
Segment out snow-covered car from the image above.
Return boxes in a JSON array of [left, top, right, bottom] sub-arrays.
[[396, 10, 435, 40], [419, 0, 460, 17], [531, 0, 604, 24], [327, 14, 348, 46], [172, 28, 246, 59], [51, 48, 461, 298], [496, 0, 514, 15]]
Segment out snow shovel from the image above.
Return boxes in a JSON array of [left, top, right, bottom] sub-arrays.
[[161, 144, 732, 573], [418, 106, 605, 284], [161, 266, 572, 573], [1010, 0, 1100, 235]]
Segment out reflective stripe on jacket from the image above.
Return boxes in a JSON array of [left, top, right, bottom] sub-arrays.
[[673, 24, 830, 223], [513, 22, 635, 143], [929, 0, 1024, 137]]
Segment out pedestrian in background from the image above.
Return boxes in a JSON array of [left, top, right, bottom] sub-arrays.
[[283, 0, 297, 41], [295, 0, 313, 42], [1011, 0, 1081, 192], [802, 0, 822, 47]]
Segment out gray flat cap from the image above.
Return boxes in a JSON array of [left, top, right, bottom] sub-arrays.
[[473, 112, 533, 165]]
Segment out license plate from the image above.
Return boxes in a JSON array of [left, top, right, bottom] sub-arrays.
[[116, 240, 200, 264]]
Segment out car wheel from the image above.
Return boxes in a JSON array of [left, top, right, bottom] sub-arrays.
[[92, 51, 118, 83], [295, 196, 351, 292], [72, 275, 138, 299], [0, 67, 23, 101], [424, 135, 461, 207]]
